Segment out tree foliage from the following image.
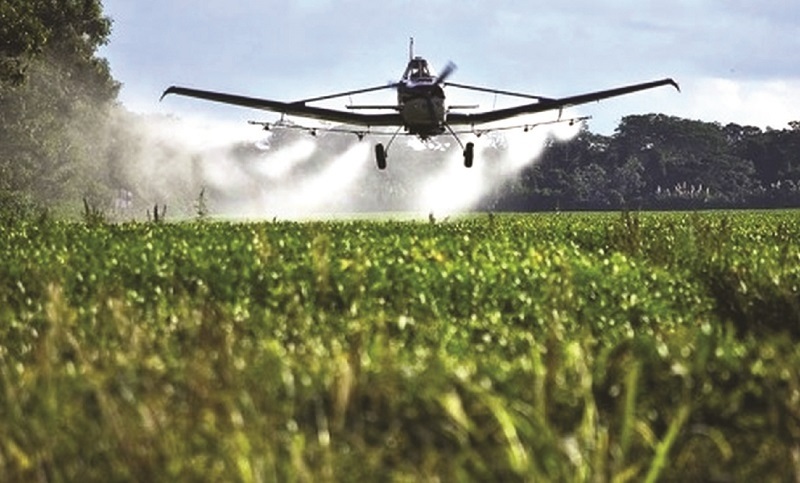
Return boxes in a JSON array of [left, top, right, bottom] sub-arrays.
[[0, 0, 112, 85]]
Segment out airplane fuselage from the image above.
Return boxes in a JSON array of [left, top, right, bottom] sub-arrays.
[[397, 57, 447, 138], [399, 93, 446, 138]]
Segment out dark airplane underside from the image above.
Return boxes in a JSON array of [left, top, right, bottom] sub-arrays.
[[371, 95, 473, 170]]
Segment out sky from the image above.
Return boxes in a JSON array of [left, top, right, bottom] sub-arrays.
[[99, 1, 800, 135]]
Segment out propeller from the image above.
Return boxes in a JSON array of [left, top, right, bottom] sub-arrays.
[[435, 61, 457, 85]]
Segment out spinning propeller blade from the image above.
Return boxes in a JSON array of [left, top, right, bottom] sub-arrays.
[[435, 61, 457, 85]]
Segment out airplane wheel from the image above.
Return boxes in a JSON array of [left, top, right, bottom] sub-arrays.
[[375, 143, 387, 170], [464, 142, 474, 168]]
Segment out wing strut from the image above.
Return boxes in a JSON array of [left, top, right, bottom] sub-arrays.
[[445, 82, 555, 102], [292, 84, 397, 104]]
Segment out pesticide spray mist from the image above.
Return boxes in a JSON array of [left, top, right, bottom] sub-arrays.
[[111, 110, 581, 220]]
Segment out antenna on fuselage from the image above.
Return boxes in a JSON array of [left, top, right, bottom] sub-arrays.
[[409, 37, 414, 61]]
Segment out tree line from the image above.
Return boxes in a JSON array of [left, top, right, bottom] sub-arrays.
[[483, 114, 800, 211]]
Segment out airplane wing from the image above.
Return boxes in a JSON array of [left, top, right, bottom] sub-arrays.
[[160, 86, 403, 127], [446, 78, 679, 125]]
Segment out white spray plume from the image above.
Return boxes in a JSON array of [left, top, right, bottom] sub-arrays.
[[413, 113, 582, 216], [112, 109, 581, 220], [251, 138, 317, 180]]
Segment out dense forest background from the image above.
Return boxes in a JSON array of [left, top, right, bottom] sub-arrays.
[[2, 1, 799, 218], [481, 115, 800, 211]]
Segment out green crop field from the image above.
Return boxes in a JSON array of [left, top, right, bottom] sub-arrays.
[[1, 212, 799, 481]]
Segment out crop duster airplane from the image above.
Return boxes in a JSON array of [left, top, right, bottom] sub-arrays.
[[161, 39, 679, 169]]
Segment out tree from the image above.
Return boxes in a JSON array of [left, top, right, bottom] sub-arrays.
[[570, 163, 610, 207], [0, 0, 119, 214], [610, 155, 646, 207], [0, 0, 47, 85], [0, 0, 113, 87]]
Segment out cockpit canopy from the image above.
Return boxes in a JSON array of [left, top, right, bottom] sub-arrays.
[[403, 56, 434, 81]]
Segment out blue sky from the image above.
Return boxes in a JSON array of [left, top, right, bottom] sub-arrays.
[[100, 0, 800, 134]]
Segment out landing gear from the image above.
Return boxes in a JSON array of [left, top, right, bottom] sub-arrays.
[[374, 127, 475, 169], [375, 143, 387, 170], [374, 127, 403, 170], [464, 142, 474, 168], [445, 123, 475, 168]]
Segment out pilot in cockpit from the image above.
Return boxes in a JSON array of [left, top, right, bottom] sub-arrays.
[[407, 58, 431, 80]]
